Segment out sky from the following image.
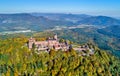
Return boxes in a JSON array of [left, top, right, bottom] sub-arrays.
[[0, 0, 120, 17]]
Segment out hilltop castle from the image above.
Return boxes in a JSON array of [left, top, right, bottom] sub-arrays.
[[28, 34, 70, 51], [28, 34, 94, 55]]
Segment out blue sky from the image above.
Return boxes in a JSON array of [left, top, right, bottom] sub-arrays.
[[0, 0, 120, 17]]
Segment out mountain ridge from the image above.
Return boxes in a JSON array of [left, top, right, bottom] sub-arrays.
[[77, 16, 120, 26], [0, 13, 120, 32]]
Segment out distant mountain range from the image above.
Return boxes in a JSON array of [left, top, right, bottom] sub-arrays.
[[77, 16, 120, 26], [0, 13, 120, 32], [31, 13, 91, 22], [0, 13, 74, 32]]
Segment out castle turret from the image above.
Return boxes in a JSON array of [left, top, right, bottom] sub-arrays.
[[28, 37, 35, 49], [54, 34, 58, 40]]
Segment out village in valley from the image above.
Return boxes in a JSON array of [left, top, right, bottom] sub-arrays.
[[28, 34, 94, 56]]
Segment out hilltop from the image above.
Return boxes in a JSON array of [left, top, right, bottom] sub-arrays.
[[0, 36, 120, 76]]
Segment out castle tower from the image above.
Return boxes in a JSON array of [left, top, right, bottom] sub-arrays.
[[28, 37, 35, 49], [54, 34, 58, 40]]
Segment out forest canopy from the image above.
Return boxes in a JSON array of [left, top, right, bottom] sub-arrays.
[[0, 35, 120, 76]]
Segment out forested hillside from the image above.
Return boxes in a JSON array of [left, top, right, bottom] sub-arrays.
[[0, 36, 120, 76]]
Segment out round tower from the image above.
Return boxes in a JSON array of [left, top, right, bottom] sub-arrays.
[[28, 37, 35, 49], [54, 34, 58, 40]]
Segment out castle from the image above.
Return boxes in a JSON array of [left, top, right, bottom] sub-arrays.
[[28, 34, 94, 55], [28, 34, 70, 51]]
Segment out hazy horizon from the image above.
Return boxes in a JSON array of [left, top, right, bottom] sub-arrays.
[[0, 0, 120, 17]]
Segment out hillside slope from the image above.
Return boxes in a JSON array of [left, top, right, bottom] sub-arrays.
[[0, 37, 120, 76], [47, 26, 120, 57]]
